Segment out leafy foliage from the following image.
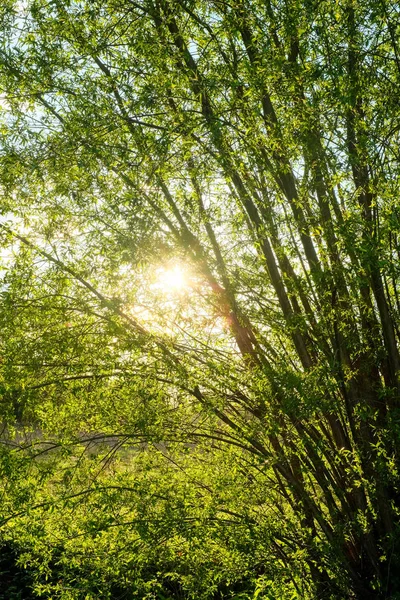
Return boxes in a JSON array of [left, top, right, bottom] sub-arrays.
[[1, 0, 400, 597]]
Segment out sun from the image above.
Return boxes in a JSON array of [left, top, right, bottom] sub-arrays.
[[157, 265, 186, 292]]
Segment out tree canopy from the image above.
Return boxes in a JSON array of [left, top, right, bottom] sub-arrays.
[[1, 0, 400, 598]]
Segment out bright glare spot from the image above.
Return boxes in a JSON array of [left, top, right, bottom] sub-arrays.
[[158, 266, 186, 291]]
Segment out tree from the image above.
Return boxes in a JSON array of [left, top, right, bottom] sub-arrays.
[[1, 0, 400, 597]]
